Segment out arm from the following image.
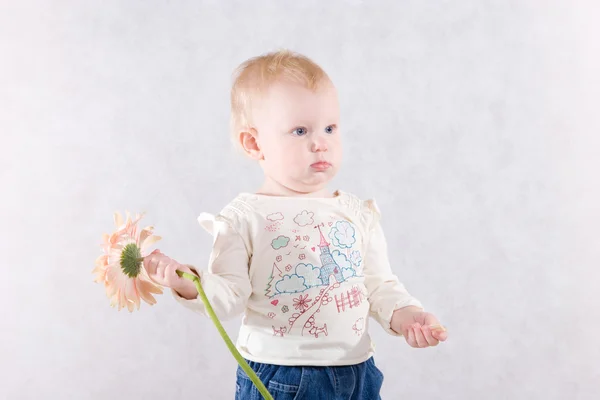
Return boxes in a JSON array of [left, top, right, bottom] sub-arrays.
[[171, 216, 252, 321], [362, 200, 424, 336]]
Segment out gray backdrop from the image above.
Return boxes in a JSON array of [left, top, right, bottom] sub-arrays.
[[2, 1, 599, 399]]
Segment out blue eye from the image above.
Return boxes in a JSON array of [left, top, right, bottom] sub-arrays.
[[291, 127, 307, 136], [325, 125, 335, 134]]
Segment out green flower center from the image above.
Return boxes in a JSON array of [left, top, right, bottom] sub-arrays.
[[120, 243, 142, 278]]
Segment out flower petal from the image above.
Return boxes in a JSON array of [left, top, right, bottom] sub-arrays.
[[114, 212, 124, 229], [118, 288, 127, 311], [137, 278, 163, 305], [141, 235, 161, 251], [139, 227, 154, 248], [125, 278, 140, 311]]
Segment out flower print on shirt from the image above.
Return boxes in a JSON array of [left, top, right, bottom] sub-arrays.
[[292, 293, 311, 312]]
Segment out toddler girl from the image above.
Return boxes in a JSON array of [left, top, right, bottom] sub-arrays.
[[144, 50, 447, 399]]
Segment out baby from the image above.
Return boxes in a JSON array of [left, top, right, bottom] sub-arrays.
[[144, 49, 447, 399]]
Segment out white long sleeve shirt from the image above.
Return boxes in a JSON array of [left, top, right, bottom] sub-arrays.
[[172, 190, 423, 366]]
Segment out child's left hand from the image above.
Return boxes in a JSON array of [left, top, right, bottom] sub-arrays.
[[391, 306, 448, 348]]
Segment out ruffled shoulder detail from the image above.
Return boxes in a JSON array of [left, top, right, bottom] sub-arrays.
[[337, 191, 382, 232], [362, 198, 382, 231], [197, 212, 216, 235], [197, 194, 254, 241]]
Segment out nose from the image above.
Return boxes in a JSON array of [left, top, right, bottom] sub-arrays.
[[311, 135, 328, 152]]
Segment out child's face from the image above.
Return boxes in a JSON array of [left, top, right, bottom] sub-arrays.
[[251, 79, 342, 195]]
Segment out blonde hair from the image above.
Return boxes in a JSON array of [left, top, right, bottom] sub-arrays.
[[229, 49, 330, 150]]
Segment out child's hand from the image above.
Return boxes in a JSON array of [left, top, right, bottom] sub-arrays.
[[143, 249, 197, 298], [391, 306, 448, 348]]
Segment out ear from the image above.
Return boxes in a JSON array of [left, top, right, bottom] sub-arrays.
[[239, 128, 264, 160]]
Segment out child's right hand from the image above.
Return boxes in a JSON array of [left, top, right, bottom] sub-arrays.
[[143, 249, 197, 299]]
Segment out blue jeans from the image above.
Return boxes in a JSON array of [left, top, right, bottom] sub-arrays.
[[235, 357, 384, 399]]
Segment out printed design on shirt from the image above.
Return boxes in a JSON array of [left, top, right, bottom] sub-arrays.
[[315, 223, 345, 284], [352, 317, 365, 336], [292, 293, 312, 312], [274, 263, 321, 294], [328, 221, 363, 270], [308, 323, 328, 338], [270, 221, 363, 296], [271, 235, 290, 250], [267, 312, 276, 319], [272, 326, 287, 337], [328, 220, 356, 248], [287, 280, 339, 337], [264, 221, 282, 232], [281, 305, 289, 313], [265, 263, 283, 298], [267, 212, 284, 221], [349, 251, 362, 268], [334, 285, 367, 313], [294, 210, 314, 227]]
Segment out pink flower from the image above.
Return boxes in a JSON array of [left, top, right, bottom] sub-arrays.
[[292, 294, 312, 312], [92, 211, 163, 312]]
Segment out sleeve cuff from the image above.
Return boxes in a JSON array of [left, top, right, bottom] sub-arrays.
[[170, 266, 206, 314], [375, 298, 424, 337]]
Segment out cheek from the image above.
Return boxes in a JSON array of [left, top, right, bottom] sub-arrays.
[[275, 140, 305, 159], [329, 138, 343, 157], [264, 142, 295, 165]]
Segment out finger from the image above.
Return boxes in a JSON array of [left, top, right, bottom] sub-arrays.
[[158, 257, 171, 280], [142, 257, 152, 272], [143, 255, 158, 274], [406, 325, 417, 348], [165, 261, 181, 286], [432, 328, 448, 342], [421, 325, 439, 347], [412, 324, 428, 348], [178, 264, 193, 276]]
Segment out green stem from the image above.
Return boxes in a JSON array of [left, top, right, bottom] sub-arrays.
[[176, 269, 273, 400]]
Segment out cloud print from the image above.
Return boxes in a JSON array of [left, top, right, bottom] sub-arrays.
[[329, 221, 356, 248], [295, 263, 322, 288], [342, 268, 356, 280], [332, 250, 352, 269], [275, 275, 307, 294], [350, 250, 362, 267], [271, 235, 290, 250], [294, 210, 314, 227], [267, 212, 284, 221]]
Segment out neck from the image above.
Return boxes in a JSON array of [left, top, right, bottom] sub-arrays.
[[257, 177, 333, 198]]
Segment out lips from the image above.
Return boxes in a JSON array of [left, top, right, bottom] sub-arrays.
[[311, 161, 331, 171]]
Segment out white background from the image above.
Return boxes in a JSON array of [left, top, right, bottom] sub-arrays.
[[2, 1, 599, 399]]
